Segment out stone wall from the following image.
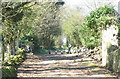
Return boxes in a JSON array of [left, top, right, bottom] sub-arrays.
[[102, 25, 120, 72], [108, 48, 120, 72]]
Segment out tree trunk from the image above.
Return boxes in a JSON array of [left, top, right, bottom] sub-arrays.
[[15, 38, 19, 51], [13, 39, 16, 55], [11, 39, 16, 55], [7, 44, 11, 56], [2, 36, 5, 62], [9, 43, 13, 55]]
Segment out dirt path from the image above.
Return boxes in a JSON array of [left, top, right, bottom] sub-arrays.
[[17, 53, 118, 78]]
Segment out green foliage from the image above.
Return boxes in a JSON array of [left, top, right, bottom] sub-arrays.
[[79, 25, 101, 47], [15, 48, 24, 55], [20, 32, 41, 51], [1, 2, 63, 56], [1, 2, 28, 43], [34, 49, 49, 54], [62, 6, 117, 48], [2, 66, 16, 78], [85, 5, 116, 29], [1, 2, 64, 78], [2, 49, 25, 66], [80, 5, 117, 48], [2, 54, 25, 66], [1, 2, 34, 56], [2, 2, 24, 22], [31, 2, 62, 49], [62, 9, 84, 47]]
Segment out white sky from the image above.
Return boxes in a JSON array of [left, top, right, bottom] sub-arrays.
[[63, 0, 120, 15]]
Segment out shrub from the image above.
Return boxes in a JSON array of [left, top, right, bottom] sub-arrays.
[[2, 48, 26, 78], [15, 48, 25, 55], [2, 66, 17, 79], [80, 5, 117, 48], [2, 54, 25, 66]]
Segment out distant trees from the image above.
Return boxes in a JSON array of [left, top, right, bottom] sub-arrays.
[[62, 9, 84, 48], [31, 2, 63, 49]]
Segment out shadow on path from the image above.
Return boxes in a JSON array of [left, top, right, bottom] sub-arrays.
[[17, 53, 118, 78]]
